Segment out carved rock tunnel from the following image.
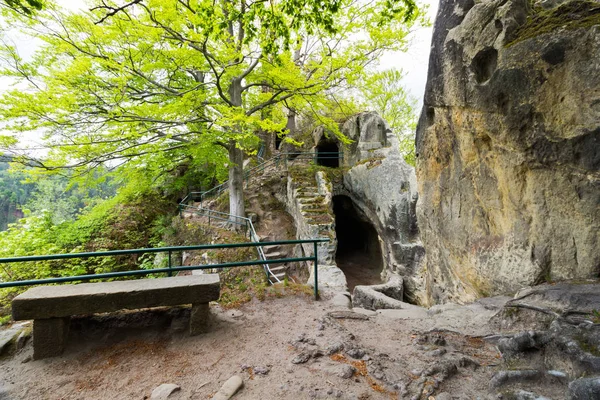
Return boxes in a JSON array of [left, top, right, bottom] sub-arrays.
[[333, 195, 384, 291], [316, 140, 340, 168]]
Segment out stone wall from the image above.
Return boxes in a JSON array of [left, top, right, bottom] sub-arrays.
[[416, 0, 600, 305]]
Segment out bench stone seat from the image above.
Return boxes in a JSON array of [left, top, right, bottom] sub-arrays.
[[11, 274, 220, 359]]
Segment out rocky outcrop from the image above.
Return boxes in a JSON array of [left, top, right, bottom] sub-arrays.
[[416, 0, 600, 304], [341, 113, 424, 294], [286, 112, 423, 297]]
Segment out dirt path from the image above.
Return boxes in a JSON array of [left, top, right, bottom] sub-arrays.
[[0, 292, 508, 400]]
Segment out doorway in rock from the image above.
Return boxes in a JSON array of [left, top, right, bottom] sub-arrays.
[[316, 140, 339, 168], [333, 195, 383, 291]]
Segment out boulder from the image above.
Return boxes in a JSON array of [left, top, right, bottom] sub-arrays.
[[416, 0, 600, 304], [352, 275, 405, 310]]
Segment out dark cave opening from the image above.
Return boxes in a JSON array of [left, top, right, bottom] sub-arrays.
[[333, 195, 383, 291], [316, 141, 340, 168]]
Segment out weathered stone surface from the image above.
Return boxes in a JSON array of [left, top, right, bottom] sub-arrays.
[[150, 383, 181, 400], [329, 292, 352, 309], [416, 0, 600, 304], [512, 282, 600, 313], [307, 264, 348, 291], [210, 375, 243, 400], [352, 275, 405, 310], [190, 303, 210, 336], [341, 113, 423, 288], [285, 112, 423, 297], [12, 275, 220, 320], [0, 322, 29, 356], [32, 317, 69, 360], [568, 377, 600, 400]]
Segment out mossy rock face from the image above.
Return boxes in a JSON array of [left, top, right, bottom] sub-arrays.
[[508, 0, 600, 46]]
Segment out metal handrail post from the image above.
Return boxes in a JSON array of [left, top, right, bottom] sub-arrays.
[[313, 241, 319, 300], [167, 250, 173, 277]]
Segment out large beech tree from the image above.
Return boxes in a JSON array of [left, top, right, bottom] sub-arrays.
[[0, 0, 423, 220]]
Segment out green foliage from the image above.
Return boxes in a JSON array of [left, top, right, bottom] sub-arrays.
[[0, 0, 426, 214], [0, 181, 175, 321], [360, 68, 418, 166], [0, 159, 33, 230], [1, 0, 42, 15]]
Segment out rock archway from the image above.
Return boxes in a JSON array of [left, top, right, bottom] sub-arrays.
[[333, 195, 383, 290]]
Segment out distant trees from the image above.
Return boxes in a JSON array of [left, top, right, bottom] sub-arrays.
[[0, 159, 33, 230], [0, 0, 425, 220]]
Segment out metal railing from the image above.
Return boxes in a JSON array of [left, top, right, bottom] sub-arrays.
[[179, 151, 343, 209], [178, 203, 283, 284], [0, 238, 329, 300]]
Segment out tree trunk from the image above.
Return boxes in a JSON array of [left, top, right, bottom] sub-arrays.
[[286, 108, 297, 135], [228, 142, 245, 224], [226, 77, 245, 226]]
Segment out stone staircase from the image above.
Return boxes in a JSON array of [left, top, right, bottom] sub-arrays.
[[261, 244, 287, 282], [286, 164, 346, 290]]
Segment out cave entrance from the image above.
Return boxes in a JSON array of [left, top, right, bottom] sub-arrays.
[[316, 140, 340, 168], [333, 195, 383, 291]]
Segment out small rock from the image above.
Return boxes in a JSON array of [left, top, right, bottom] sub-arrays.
[[568, 377, 600, 400], [317, 322, 325, 331], [254, 366, 270, 375], [327, 311, 370, 320], [346, 348, 366, 359], [227, 310, 244, 319], [338, 365, 355, 379], [150, 383, 180, 400], [351, 307, 377, 317], [210, 375, 244, 400], [425, 348, 447, 357], [490, 370, 542, 389], [326, 342, 344, 355], [292, 352, 312, 364], [500, 390, 551, 400], [435, 393, 452, 400]]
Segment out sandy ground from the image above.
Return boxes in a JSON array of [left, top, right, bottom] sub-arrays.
[[0, 291, 510, 400]]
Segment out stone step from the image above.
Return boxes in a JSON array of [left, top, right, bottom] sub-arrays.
[[297, 192, 320, 197], [269, 266, 286, 273], [261, 244, 281, 253], [273, 272, 286, 281], [265, 251, 284, 259]]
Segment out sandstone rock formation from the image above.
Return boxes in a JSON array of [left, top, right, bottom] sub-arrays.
[[285, 112, 423, 296], [416, 0, 600, 305]]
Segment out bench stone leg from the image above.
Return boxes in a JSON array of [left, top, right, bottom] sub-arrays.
[[190, 303, 210, 335], [33, 317, 70, 360]]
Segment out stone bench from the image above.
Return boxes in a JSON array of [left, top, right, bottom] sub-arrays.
[[12, 274, 220, 359]]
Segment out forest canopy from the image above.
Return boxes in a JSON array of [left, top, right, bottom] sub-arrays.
[[0, 0, 425, 219]]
